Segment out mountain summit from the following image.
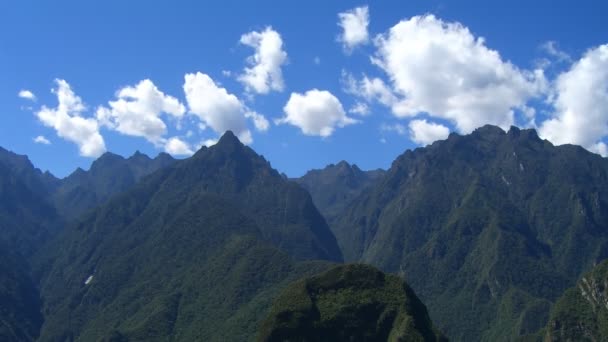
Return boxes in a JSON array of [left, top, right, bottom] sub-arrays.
[[52, 151, 175, 219], [37, 130, 342, 341], [333, 125, 608, 340], [296, 161, 385, 231], [258, 264, 446, 342]]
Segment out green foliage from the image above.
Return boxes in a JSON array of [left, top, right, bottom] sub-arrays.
[[36, 131, 341, 341], [542, 260, 608, 341], [0, 152, 61, 258], [0, 242, 42, 342], [257, 263, 446, 341], [333, 125, 608, 341]]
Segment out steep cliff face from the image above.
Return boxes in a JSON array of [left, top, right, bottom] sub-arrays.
[[543, 260, 608, 341]]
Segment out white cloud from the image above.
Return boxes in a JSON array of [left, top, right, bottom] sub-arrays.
[[372, 15, 546, 133], [200, 138, 218, 148], [380, 123, 407, 135], [541, 41, 572, 63], [342, 70, 397, 107], [349, 102, 370, 116], [184, 72, 263, 144], [338, 6, 370, 52], [408, 119, 450, 145], [539, 44, 608, 156], [36, 79, 106, 157], [164, 137, 193, 156], [591, 142, 608, 157], [245, 111, 270, 131], [96, 79, 185, 145], [278, 89, 357, 137], [18, 89, 36, 101], [33, 135, 50, 145], [238, 27, 287, 94]]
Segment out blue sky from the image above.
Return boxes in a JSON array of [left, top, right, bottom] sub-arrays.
[[1, 0, 607, 178]]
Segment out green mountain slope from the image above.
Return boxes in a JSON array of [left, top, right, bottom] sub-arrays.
[[295, 161, 385, 230], [38, 131, 342, 341], [542, 260, 608, 341], [0, 147, 59, 196], [0, 151, 60, 258], [52, 151, 175, 220], [0, 243, 42, 342], [333, 125, 608, 341], [257, 263, 446, 342]]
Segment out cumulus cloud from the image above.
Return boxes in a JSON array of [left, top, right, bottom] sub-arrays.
[[18, 89, 36, 101], [36, 80, 106, 157], [278, 89, 357, 137], [33, 135, 50, 145], [408, 119, 450, 145], [184, 72, 266, 144], [164, 137, 193, 156], [372, 15, 546, 133], [539, 44, 608, 156], [338, 6, 370, 52], [238, 27, 287, 94], [96, 79, 185, 145]]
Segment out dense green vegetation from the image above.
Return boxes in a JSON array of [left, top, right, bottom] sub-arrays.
[[258, 263, 446, 342], [0, 149, 61, 258], [36, 131, 342, 340], [332, 125, 608, 341], [1, 126, 607, 341], [295, 160, 385, 230], [542, 260, 608, 341], [0, 243, 42, 341]]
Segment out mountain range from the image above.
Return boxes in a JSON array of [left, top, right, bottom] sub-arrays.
[[1, 125, 607, 341]]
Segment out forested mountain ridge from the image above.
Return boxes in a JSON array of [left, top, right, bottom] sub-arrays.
[[52, 150, 175, 220], [258, 263, 447, 342], [36, 131, 343, 341], [295, 161, 385, 231], [0, 149, 61, 258], [331, 125, 608, 341], [1, 124, 608, 341]]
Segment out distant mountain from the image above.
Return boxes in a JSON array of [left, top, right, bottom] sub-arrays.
[[37, 131, 342, 341], [0, 150, 60, 258], [295, 161, 385, 229], [542, 260, 608, 341], [0, 146, 59, 196], [333, 125, 608, 341], [257, 263, 446, 342], [52, 151, 175, 220]]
